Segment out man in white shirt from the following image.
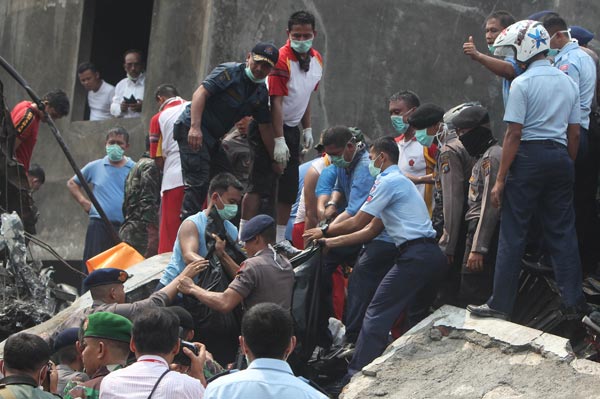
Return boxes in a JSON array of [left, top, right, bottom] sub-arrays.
[[110, 49, 145, 118], [77, 62, 115, 121], [99, 307, 207, 398], [204, 303, 327, 399]]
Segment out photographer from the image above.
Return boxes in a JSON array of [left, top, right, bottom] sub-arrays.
[[99, 307, 206, 398]]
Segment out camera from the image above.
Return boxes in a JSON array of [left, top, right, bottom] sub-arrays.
[[174, 340, 198, 367]]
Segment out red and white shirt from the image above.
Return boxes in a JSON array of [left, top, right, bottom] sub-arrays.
[[11, 101, 41, 172], [268, 40, 323, 127]]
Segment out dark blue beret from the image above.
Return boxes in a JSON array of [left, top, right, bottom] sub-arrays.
[[83, 268, 130, 290], [527, 10, 556, 21], [240, 214, 275, 242], [54, 327, 79, 352], [570, 26, 594, 46]]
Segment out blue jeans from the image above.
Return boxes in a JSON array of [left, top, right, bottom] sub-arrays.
[[488, 141, 584, 314], [348, 240, 446, 375], [344, 240, 397, 344]]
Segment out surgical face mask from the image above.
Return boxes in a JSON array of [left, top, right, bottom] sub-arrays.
[[106, 144, 125, 162], [547, 48, 559, 57], [290, 38, 313, 53], [368, 153, 383, 177], [330, 140, 357, 168], [415, 128, 435, 147], [244, 66, 265, 84], [216, 193, 238, 220], [488, 44, 496, 54], [390, 115, 409, 136]]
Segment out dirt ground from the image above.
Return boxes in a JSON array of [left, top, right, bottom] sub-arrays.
[[341, 327, 600, 399]]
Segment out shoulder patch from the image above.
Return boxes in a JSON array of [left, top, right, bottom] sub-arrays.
[[559, 64, 569, 73], [218, 69, 232, 82], [482, 159, 491, 176], [15, 108, 35, 134], [441, 161, 450, 174]]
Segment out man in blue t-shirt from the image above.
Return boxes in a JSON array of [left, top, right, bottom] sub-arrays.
[[67, 127, 135, 274]]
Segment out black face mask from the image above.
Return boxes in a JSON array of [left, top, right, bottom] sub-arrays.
[[458, 126, 497, 157]]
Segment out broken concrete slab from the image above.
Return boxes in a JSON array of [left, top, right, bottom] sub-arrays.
[[341, 305, 600, 399]]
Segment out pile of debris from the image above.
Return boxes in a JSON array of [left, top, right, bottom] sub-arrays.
[[0, 212, 76, 341]]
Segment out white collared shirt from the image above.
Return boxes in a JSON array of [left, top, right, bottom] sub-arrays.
[[99, 354, 204, 399], [88, 80, 115, 121], [158, 101, 189, 192], [110, 73, 146, 118]]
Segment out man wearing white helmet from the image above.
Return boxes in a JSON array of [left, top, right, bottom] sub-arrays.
[[468, 20, 588, 320]]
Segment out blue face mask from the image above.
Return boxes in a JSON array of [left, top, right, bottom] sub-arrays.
[[390, 115, 408, 136], [415, 128, 435, 148], [488, 44, 496, 54], [547, 48, 559, 57], [290, 39, 313, 53], [216, 193, 238, 220], [368, 154, 383, 178], [244, 66, 265, 84], [106, 144, 125, 162]]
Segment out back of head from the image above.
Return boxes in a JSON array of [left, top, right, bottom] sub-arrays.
[[208, 172, 244, 196], [154, 84, 179, 100], [542, 15, 568, 33], [485, 10, 515, 28], [132, 307, 179, 356], [389, 90, 420, 108], [28, 163, 46, 184], [4, 333, 51, 373], [241, 303, 293, 359], [43, 89, 70, 117], [322, 125, 353, 148], [288, 10, 315, 30], [371, 136, 400, 164]]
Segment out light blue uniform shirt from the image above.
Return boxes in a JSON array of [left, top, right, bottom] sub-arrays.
[[360, 165, 435, 246], [204, 358, 328, 399], [73, 156, 135, 223], [502, 57, 525, 108], [315, 165, 337, 197], [554, 41, 596, 129], [332, 149, 393, 243], [504, 59, 580, 146], [160, 211, 237, 286]]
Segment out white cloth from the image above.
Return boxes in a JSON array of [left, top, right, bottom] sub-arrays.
[[110, 73, 146, 118], [159, 101, 189, 193], [294, 157, 328, 224], [99, 355, 204, 399], [88, 80, 115, 121], [397, 137, 427, 199]]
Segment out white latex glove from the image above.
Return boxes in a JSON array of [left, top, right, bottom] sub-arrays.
[[273, 136, 290, 163], [302, 127, 314, 149]]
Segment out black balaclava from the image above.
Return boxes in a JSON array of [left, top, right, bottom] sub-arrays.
[[459, 126, 497, 157]]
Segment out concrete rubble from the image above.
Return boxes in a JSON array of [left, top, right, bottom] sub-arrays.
[[341, 305, 600, 399]]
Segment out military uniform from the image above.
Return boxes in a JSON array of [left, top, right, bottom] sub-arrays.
[[119, 153, 161, 257], [63, 365, 120, 399], [460, 145, 501, 304], [0, 376, 59, 399], [221, 129, 252, 191]]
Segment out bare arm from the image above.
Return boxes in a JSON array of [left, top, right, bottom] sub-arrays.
[[304, 210, 374, 242], [178, 220, 208, 266], [212, 234, 240, 279], [67, 177, 92, 213], [188, 85, 211, 150], [463, 37, 517, 80], [258, 122, 277, 160], [323, 218, 385, 248], [567, 123, 580, 161], [303, 167, 320, 230], [491, 123, 522, 208], [270, 95, 285, 139], [301, 98, 311, 129], [178, 280, 243, 313]]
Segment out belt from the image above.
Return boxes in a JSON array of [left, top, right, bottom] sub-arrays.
[[520, 139, 566, 148], [397, 237, 437, 253]]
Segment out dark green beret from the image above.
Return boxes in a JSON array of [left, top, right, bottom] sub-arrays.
[[83, 312, 132, 343]]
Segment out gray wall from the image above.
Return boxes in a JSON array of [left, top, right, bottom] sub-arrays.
[[0, 0, 598, 259]]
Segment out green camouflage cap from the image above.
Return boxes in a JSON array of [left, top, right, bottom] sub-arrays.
[[83, 312, 132, 343]]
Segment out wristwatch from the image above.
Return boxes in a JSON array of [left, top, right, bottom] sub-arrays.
[[320, 224, 329, 237], [324, 201, 337, 209]]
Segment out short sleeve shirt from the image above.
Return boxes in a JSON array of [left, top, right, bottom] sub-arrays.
[[200, 62, 271, 139], [228, 246, 294, 310], [11, 101, 41, 172], [332, 149, 375, 216], [502, 57, 525, 108], [73, 156, 135, 223], [504, 59, 580, 145], [361, 165, 436, 246]]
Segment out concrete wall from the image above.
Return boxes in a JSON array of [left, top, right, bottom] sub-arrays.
[[0, 0, 598, 259]]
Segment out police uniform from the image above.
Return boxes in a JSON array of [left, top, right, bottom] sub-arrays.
[[347, 165, 447, 377], [175, 50, 273, 219], [119, 153, 161, 257], [486, 59, 586, 315]]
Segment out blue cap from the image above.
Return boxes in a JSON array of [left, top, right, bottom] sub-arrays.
[[570, 26, 594, 45], [83, 268, 130, 290], [527, 10, 556, 21], [54, 327, 79, 352], [240, 214, 275, 242]]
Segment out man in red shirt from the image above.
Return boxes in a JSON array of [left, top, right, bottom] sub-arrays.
[[11, 89, 69, 173], [242, 11, 323, 243]]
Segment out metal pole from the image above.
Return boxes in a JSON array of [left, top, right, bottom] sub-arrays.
[[0, 55, 121, 245]]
